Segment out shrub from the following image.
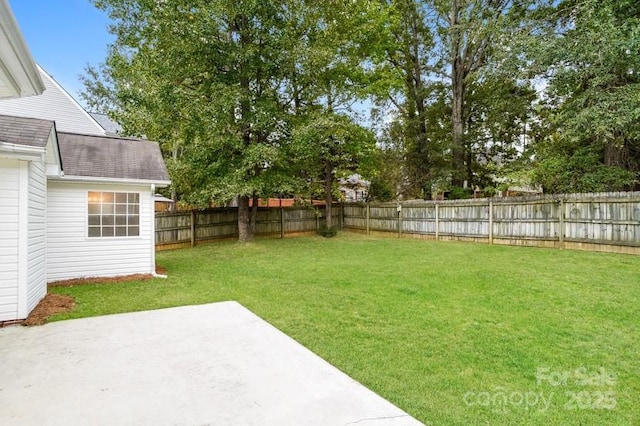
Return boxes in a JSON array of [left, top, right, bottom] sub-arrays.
[[318, 225, 338, 238]]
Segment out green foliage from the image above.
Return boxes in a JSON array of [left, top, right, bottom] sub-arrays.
[[375, 1, 549, 197], [447, 186, 472, 200], [317, 225, 338, 238], [532, 139, 635, 193], [82, 0, 640, 210], [84, 0, 385, 213], [367, 176, 395, 202], [528, 0, 640, 192]]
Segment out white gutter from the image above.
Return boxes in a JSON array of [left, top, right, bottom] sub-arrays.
[[0, 141, 44, 160], [47, 174, 171, 188]]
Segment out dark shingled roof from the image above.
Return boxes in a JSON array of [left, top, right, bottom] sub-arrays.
[[57, 132, 170, 182], [0, 114, 54, 148]]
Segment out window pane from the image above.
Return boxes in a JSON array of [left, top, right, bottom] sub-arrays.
[[115, 193, 127, 203], [102, 203, 114, 215], [88, 227, 101, 237], [88, 215, 101, 226], [101, 192, 114, 203], [116, 204, 127, 214], [128, 226, 139, 236], [128, 204, 139, 215], [88, 192, 101, 203], [102, 226, 114, 237], [115, 215, 127, 225], [128, 193, 139, 203], [103, 215, 114, 226], [128, 215, 139, 225], [115, 226, 127, 237], [88, 203, 101, 215]]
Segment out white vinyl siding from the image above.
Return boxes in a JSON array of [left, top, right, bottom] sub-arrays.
[[46, 181, 154, 282], [26, 160, 47, 314], [0, 66, 105, 135], [0, 158, 19, 321]]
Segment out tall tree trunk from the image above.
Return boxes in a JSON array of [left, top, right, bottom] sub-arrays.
[[450, 0, 466, 188], [324, 160, 333, 229], [236, 14, 254, 242], [169, 139, 179, 211], [238, 195, 252, 242], [410, 13, 430, 197], [249, 193, 259, 235], [451, 72, 466, 187]]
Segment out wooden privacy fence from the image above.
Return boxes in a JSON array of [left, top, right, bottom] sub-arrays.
[[155, 205, 342, 250], [343, 192, 640, 255]]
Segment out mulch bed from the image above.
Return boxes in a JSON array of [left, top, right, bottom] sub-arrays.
[[48, 265, 168, 288], [23, 293, 75, 326], [48, 273, 155, 288], [20, 265, 169, 326]]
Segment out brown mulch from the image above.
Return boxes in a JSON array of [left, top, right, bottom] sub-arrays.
[[48, 273, 155, 288], [48, 265, 168, 288], [23, 293, 75, 326], [19, 265, 169, 326]]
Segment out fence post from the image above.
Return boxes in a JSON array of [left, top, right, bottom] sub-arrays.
[[190, 209, 196, 248], [316, 208, 320, 232], [488, 200, 494, 244], [397, 203, 402, 239], [366, 203, 370, 235], [435, 203, 440, 240], [559, 199, 565, 248], [280, 206, 285, 239], [340, 204, 344, 229]]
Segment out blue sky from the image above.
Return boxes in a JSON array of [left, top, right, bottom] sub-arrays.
[[10, 0, 114, 105]]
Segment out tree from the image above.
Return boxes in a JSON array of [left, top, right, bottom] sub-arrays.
[[85, 0, 388, 239], [529, 0, 640, 192], [281, 1, 385, 226], [292, 112, 376, 228], [380, 0, 439, 198], [376, 0, 546, 198], [85, 0, 309, 242]]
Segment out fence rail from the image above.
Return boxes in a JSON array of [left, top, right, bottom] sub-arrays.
[[155, 205, 341, 250], [155, 192, 640, 255], [343, 191, 640, 255]]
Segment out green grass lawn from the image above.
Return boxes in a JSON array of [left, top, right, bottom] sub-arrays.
[[49, 234, 640, 425]]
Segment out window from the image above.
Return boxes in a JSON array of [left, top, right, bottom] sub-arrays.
[[88, 191, 140, 238]]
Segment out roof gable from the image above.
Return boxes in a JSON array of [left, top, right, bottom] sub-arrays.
[[0, 65, 105, 135], [57, 132, 170, 184]]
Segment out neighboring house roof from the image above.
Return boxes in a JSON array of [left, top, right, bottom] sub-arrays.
[[0, 114, 54, 148], [89, 112, 123, 136], [57, 132, 170, 184], [0, 65, 105, 135], [0, 0, 44, 99]]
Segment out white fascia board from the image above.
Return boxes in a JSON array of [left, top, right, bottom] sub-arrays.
[[48, 174, 171, 188], [0, 141, 44, 161], [0, 0, 44, 98], [44, 126, 63, 177]]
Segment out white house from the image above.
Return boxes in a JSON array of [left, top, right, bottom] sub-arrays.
[[0, 1, 170, 322]]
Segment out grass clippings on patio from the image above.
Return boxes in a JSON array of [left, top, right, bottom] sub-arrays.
[[48, 234, 640, 425]]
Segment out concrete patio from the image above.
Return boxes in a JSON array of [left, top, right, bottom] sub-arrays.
[[0, 302, 423, 425]]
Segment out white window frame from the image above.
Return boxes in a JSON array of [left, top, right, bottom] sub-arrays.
[[87, 191, 140, 238]]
